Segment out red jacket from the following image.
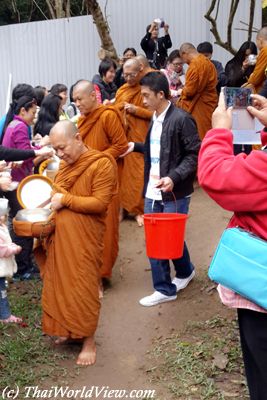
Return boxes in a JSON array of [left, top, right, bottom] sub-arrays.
[[198, 128, 267, 240]]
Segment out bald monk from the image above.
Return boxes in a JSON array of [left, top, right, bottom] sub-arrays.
[[40, 120, 117, 365], [73, 80, 127, 280], [135, 54, 155, 77], [242, 27, 267, 93], [177, 42, 218, 140], [114, 58, 153, 226]]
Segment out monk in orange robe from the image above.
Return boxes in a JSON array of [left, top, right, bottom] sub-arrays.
[[114, 58, 153, 226], [73, 80, 128, 280], [177, 43, 218, 140], [242, 27, 267, 93], [40, 120, 117, 365]]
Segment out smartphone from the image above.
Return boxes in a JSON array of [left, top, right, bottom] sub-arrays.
[[223, 87, 252, 109]]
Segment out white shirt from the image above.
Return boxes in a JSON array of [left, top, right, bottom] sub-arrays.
[[145, 101, 171, 200]]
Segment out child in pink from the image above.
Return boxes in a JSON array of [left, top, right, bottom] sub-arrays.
[[0, 198, 22, 323]]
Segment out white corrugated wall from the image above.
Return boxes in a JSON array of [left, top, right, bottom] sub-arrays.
[[0, 0, 262, 114]]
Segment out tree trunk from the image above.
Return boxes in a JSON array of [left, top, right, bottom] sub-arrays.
[[45, 0, 71, 19], [86, 0, 119, 62]]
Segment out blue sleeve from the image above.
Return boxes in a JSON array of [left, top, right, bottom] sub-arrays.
[[0, 115, 6, 139]]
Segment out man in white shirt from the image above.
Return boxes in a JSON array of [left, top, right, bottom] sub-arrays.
[[124, 71, 200, 306]]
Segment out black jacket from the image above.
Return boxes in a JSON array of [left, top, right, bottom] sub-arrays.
[[225, 59, 255, 87], [140, 32, 172, 69], [134, 103, 200, 201], [260, 79, 267, 98], [92, 74, 117, 102], [0, 146, 35, 161]]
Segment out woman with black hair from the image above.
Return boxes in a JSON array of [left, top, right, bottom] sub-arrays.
[[160, 49, 185, 101], [49, 83, 68, 119], [34, 86, 47, 107], [2, 96, 50, 280], [0, 83, 36, 141], [225, 41, 257, 87], [92, 58, 117, 104], [33, 94, 61, 137]]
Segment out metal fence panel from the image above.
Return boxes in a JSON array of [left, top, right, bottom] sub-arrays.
[[0, 0, 262, 114]]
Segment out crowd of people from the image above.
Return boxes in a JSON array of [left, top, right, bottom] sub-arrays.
[[0, 20, 267, 397]]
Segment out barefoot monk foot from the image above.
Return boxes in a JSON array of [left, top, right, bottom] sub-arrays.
[[135, 214, 144, 227], [76, 336, 96, 366], [55, 336, 69, 345]]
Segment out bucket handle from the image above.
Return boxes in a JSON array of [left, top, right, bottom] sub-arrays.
[[151, 191, 178, 214]]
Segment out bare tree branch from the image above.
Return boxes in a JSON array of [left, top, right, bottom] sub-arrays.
[[11, 0, 20, 23], [227, 0, 239, 51], [239, 20, 259, 30], [45, 0, 56, 19], [214, 0, 220, 20], [205, 0, 257, 56], [235, 28, 258, 33], [28, 0, 34, 22], [205, 0, 236, 54], [248, 0, 256, 41]]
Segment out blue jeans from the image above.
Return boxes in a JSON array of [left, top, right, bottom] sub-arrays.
[[144, 197, 194, 296], [0, 277, 10, 319]]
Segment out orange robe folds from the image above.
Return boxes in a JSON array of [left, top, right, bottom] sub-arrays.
[[114, 84, 152, 214], [243, 47, 267, 93], [177, 54, 218, 140], [41, 149, 117, 338], [78, 105, 128, 278]]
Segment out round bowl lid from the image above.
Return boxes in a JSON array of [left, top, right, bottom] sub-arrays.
[[17, 174, 53, 209]]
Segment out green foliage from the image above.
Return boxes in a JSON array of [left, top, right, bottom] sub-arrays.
[[0, 0, 86, 26]]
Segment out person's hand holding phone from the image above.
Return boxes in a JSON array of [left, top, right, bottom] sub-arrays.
[[212, 90, 232, 130], [247, 94, 267, 127]]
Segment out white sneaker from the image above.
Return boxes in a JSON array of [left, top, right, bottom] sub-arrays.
[[172, 270, 195, 293], [139, 291, 177, 307]]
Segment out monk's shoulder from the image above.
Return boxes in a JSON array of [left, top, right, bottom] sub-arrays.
[[114, 84, 128, 101], [101, 107, 121, 125], [90, 154, 115, 173]]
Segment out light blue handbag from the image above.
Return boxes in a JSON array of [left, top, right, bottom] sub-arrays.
[[208, 227, 267, 309]]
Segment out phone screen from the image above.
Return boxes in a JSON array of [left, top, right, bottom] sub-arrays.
[[224, 87, 252, 109]]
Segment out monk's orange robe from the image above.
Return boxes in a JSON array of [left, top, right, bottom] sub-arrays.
[[114, 84, 153, 214], [41, 149, 117, 338], [243, 47, 267, 93], [177, 54, 218, 140], [78, 105, 128, 278]]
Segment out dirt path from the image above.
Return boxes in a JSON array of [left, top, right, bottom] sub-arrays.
[[54, 187, 235, 398]]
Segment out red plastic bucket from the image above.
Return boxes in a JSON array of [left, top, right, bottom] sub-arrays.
[[144, 213, 188, 259]]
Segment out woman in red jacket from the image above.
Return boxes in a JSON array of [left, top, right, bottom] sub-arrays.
[[198, 92, 267, 400]]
